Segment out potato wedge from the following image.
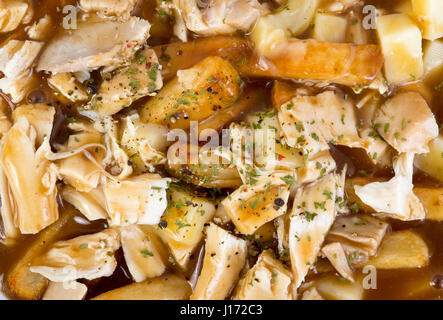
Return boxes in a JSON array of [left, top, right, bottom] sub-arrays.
[[366, 230, 429, 269], [140, 56, 240, 130], [154, 37, 383, 87], [414, 188, 443, 221], [4, 209, 76, 300], [315, 274, 364, 300], [376, 14, 424, 84], [414, 135, 443, 182], [92, 274, 191, 300]]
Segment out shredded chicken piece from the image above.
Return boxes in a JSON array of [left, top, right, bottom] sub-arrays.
[[0, 40, 42, 103], [0, 72, 35, 103], [278, 91, 365, 156], [102, 117, 133, 179], [0, 0, 31, 32], [61, 186, 108, 221], [355, 92, 393, 166], [222, 171, 294, 235], [0, 146, 19, 240], [289, 173, 342, 289], [48, 73, 89, 102], [155, 186, 216, 269], [0, 40, 43, 79], [175, 0, 266, 37], [37, 16, 151, 73], [120, 225, 166, 282], [103, 173, 169, 226], [30, 229, 120, 282], [232, 249, 294, 300], [1, 117, 58, 234], [190, 223, 247, 300], [12, 104, 55, 146], [85, 48, 162, 117], [326, 214, 389, 264], [354, 153, 426, 221], [374, 92, 438, 154], [79, 0, 139, 19], [322, 242, 354, 282], [27, 14, 53, 41]]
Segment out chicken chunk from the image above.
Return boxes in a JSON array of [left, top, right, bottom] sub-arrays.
[[321, 242, 354, 282], [232, 249, 294, 300], [1, 117, 58, 234], [0, 150, 19, 240], [103, 174, 169, 227], [84, 48, 162, 117], [120, 225, 167, 282], [12, 104, 55, 146], [155, 187, 216, 269], [48, 73, 89, 102], [374, 92, 438, 154], [354, 153, 426, 221], [79, 0, 139, 19], [326, 214, 389, 265], [37, 16, 151, 73], [0, 0, 31, 33], [289, 173, 341, 289], [0, 40, 43, 79], [30, 229, 121, 282], [221, 171, 294, 235], [0, 71, 35, 103], [27, 14, 53, 41], [61, 186, 108, 221], [121, 113, 169, 173], [191, 223, 247, 300], [278, 91, 364, 156], [176, 0, 266, 37]]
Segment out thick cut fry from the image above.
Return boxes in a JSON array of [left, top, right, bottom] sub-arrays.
[[140, 56, 240, 130], [366, 230, 429, 269], [167, 143, 242, 189], [154, 37, 383, 87], [5, 210, 75, 300], [196, 85, 265, 134], [92, 274, 192, 300]]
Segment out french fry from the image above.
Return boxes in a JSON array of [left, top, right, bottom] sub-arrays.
[[139, 56, 240, 130], [4, 209, 76, 300], [167, 143, 242, 189], [196, 85, 266, 135], [154, 36, 383, 87], [92, 274, 191, 300]]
